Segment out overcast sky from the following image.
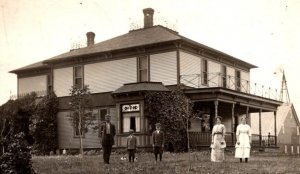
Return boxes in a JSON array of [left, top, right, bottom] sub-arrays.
[[1, 0, 300, 116]]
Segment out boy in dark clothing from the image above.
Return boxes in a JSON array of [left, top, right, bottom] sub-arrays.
[[126, 129, 137, 163]]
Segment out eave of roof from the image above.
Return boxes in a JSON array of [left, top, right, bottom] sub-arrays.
[[9, 61, 50, 74]]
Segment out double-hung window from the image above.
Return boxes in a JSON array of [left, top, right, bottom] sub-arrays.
[[74, 66, 83, 89], [138, 56, 149, 82], [221, 65, 227, 88], [235, 70, 241, 91], [202, 59, 208, 85]]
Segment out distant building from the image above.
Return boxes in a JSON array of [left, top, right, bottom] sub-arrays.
[[10, 8, 282, 150], [251, 103, 300, 153]]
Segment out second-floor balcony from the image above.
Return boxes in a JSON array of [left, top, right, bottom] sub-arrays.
[[180, 72, 280, 101], [10, 90, 48, 100]]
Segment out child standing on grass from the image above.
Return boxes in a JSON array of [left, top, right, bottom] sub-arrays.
[[152, 123, 164, 162], [127, 129, 137, 163]]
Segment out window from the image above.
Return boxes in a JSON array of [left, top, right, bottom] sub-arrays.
[[47, 74, 52, 94], [235, 70, 241, 91], [74, 66, 83, 89], [99, 109, 108, 123], [122, 112, 140, 133], [74, 122, 85, 137], [138, 56, 149, 82], [297, 126, 299, 136], [221, 65, 227, 88], [97, 109, 108, 137], [202, 59, 208, 85]]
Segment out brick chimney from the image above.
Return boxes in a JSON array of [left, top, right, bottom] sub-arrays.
[[86, 32, 95, 46], [143, 8, 154, 28]]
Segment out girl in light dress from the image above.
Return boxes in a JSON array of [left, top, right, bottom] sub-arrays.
[[235, 117, 252, 163]]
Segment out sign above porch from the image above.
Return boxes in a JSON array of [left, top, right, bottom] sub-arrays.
[[122, 104, 140, 112]]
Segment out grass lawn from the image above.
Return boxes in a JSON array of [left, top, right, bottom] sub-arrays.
[[32, 151, 300, 174]]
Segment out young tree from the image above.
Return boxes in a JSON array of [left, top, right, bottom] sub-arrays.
[[68, 85, 94, 156]]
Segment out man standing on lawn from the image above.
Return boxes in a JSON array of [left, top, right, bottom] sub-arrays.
[[152, 123, 164, 162], [100, 114, 116, 164]]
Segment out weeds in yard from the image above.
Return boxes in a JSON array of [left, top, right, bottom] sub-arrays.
[[32, 152, 300, 174]]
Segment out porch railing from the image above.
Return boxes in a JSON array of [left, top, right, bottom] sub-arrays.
[[189, 132, 235, 147], [252, 134, 276, 147], [180, 73, 279, 101], [189, 132, 276, 147]]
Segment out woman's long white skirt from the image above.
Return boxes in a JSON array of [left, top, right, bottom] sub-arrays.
[[235, 146, 250, 158], [211, 134, 226, 162]]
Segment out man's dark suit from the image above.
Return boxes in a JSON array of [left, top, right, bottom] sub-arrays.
[[100, 122, 116, 164]]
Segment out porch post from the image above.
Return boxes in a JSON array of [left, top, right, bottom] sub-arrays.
[[231, 103, 235, 145], [274, 111, 277, 146], [246, 106, 250, 125], [259, 108, 262, 147], [214, 100, 218, 118]]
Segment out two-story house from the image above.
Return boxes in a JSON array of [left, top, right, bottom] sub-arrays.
[[10, 8, 282, 151]]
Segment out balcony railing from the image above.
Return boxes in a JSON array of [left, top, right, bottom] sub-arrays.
[[180, 73, 279, 101], [10, 90, 47, 100]]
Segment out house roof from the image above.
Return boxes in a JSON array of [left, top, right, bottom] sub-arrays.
[[112, 82, 170, 94], [10, 25, 257, 73], [44, 26, 182, 63], [251, 103, 300, 136]]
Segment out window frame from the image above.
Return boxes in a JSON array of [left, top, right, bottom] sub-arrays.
[[121, 110, 141, 133], [73, 121, 86, 138], [73, 65, 84, 89], [235, 70, 241, 91], [221, 65, 227, 88], [137, 55, 149, 82], [97, 108, 109, 137], [202, 59, 208, 85]]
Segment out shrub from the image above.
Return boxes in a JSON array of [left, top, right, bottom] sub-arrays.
[[145, 85, 194, 152], [31, 92, 59, 155]]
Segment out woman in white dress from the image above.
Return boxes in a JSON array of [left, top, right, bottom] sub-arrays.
[[211, 116, 226, 162], [235, 117, 252, 163]]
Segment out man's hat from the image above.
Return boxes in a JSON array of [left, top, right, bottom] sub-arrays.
[[155, 123, 161, 127], [105, 114, 111, 118], [129, 129, 134, 133]]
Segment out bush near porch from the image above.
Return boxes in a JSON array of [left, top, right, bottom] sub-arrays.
[[32, 151, 300, 174]]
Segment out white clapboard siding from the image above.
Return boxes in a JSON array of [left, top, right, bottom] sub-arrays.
[[85, 58, 137, 93], [57, 111, 101, 149], [150, 51, 177, 85], [180, 52, 201, 88], [241, 71, 250, 93], [18, 75, 47, 95], [53, 67, 73, 97], [227, 67, 235, 90], [208, 61, 221, 87]]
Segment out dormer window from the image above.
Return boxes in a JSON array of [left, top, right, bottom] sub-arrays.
[[74, 65, 83, 89]]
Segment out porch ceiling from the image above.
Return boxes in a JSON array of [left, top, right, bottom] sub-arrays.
[[184, 87, 282, 112]]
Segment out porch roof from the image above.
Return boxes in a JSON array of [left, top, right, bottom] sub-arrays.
[[184, 87, 282, 112], [112, 82, 170, 94]]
